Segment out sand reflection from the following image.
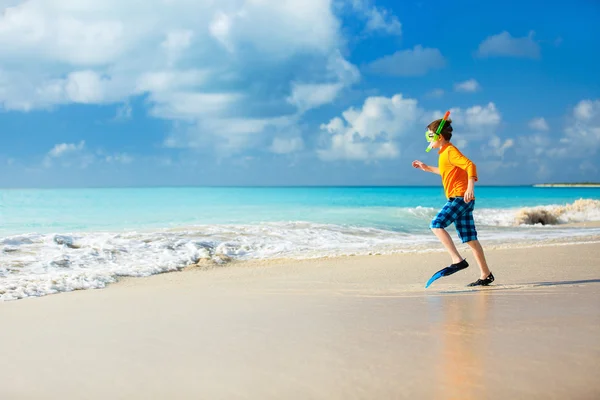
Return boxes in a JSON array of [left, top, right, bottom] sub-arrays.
[[430, 291, 492, 399]]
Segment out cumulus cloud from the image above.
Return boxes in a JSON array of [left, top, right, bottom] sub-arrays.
[[454, 79, 481, 93], [44, 141, 137, 169], [0, 0, 365, 152], [565, 99, 600, 149], [44, 141, 92, 168], [317, 94, 418, 161], [518, 99, 600, 168], [350, 0, 402, 35], [287, 51, 360, 113], [452, 103, 501, 130], [317, 94, 502, 162], [48, 141, 86, 158], [476, 31, 541, 59], [366, 45, 446, 77], [528, 117, 549, 131], [486, 136, 514, 157]]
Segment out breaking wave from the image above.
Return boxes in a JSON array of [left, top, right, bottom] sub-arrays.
[[1, 199, 599, 301], [513, 199, 600, 226]]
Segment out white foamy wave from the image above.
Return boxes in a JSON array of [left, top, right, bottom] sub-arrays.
[[0, 223, 436, 301], [2, 200, 600, 301], [475, 199, 600, 227]]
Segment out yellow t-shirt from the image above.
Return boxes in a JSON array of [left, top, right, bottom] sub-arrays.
[[438, 143, 478, 199]]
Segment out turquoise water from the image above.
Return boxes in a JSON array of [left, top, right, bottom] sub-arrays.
[[2, 186, 600, 235], [1, 186, 600, 301]]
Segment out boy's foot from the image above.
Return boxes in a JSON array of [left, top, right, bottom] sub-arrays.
[[467, 272, 495, 287], [424, 260, 470, 289], [439, 259, 469, 277]]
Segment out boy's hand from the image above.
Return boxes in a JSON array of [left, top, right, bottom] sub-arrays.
[[464, 185, 475, 203], [464, 188, 474, 203], [412, 160, 428, 171]]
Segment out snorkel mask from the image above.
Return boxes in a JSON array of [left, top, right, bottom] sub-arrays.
[[425, 110, 451, 152]]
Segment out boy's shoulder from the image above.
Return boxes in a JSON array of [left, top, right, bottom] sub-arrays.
[[448, 142, 467, 156]]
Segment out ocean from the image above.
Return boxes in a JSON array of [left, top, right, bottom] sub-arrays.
[[2, 186, 600, 301]]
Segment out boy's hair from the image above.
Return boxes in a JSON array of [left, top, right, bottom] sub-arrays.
[[427, 118, 453, 141]]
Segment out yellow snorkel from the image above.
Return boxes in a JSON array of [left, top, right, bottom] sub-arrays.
[[425, 110, 451, 152]]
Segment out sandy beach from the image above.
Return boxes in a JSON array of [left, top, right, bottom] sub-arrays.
[[1, 241, 600, 399]]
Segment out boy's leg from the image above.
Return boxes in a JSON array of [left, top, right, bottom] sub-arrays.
[[454, 201, 492, 280], [431, 228, 463, 264], [430, 199, 464, 264], [466, 240, 491, 279]]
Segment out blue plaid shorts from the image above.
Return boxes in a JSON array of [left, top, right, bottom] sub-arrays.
[[430, 197, 478, 243]]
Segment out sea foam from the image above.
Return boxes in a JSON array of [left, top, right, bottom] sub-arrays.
[[513, 199, 600, 226], [2, 199, 600, 301]]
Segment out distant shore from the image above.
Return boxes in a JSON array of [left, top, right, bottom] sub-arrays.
[[533, 183, 600, 188]]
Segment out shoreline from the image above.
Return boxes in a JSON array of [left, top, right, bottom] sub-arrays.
[[2, 241, 599, 399], [2, 232, 600, 302]]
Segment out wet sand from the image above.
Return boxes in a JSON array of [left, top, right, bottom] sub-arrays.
[[1, 242, 600, 399]]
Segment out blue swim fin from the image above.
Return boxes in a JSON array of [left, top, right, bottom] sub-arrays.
[[425, 259, 469, 288], [425, 270, 445, 288]]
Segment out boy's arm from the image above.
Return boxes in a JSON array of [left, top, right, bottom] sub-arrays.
[[412, 161, 440, 175], [428, 166, 440, 175], [448, 148, 477, 202], [447, 148, 478, 181]]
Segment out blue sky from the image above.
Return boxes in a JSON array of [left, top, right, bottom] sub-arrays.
[[1, 0, 599, 187]]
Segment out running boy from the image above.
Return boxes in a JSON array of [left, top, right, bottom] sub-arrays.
[[412, 117, 494, 286]]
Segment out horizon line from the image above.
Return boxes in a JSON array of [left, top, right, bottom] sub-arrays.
[[2, 184, 598, 190]]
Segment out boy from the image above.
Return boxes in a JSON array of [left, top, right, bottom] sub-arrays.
[[412, 117, 494, 286]]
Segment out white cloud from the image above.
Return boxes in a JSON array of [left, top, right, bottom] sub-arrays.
[[367, 45, 446, 76], [476, 31, 541, 59], [287, 83, 343, 112], [454, 79, 480, 93], [161, 30, 194, 52], [452, 103, 501, 130], [0, 0, 357, 152], [164, 115, 296, 154], [318, 94, 420, 161], [350, 0, 401, 35], [48, 141, 85, 158], [45, 141, 93, 169], [161, 30, 194, 66], [287, 51, 360, 113], [135, 70, 208, 94], [528, 117, 549, 131], [518, 99, 600, 163], [64, 71, 109, 104], [205, 0, 340, 56], [209, 11, 234, 52], [487, 136, 514, 157], [270, 137, 304, 154], [318, 94, 504, 162], [44, 141, 138, 169], [573, 100, 596, 120], [565, 99, 600, 149], [419, 103, 501, 141], [148, 92, 242, 120]]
